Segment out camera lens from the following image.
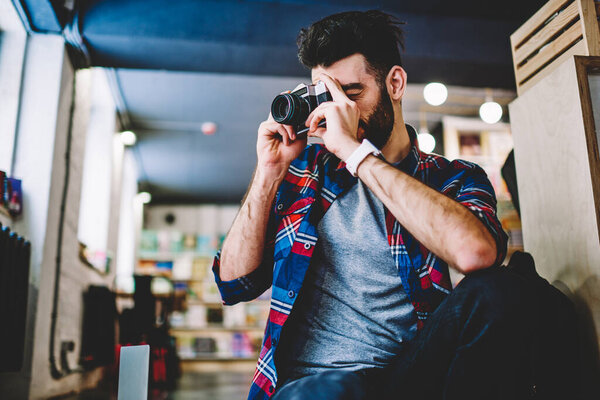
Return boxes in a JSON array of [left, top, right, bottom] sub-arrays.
[[271, 93, 309, 126]]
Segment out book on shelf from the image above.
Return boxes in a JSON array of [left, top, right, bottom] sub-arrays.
[[139, 229, 219, 258], [184, 304, 207, 329]]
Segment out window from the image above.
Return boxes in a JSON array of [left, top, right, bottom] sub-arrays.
[[77, 69, 118, 273]]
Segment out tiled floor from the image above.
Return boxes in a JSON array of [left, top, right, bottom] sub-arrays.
[[165, 371, 253, 400], [63, 371, 254, 400]]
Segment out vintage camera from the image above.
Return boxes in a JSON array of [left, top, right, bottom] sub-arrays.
[[270, 81, 332, 136]]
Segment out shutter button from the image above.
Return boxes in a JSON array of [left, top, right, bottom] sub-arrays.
[[287, 290, 295, 298], [304, 243, 311, 250]]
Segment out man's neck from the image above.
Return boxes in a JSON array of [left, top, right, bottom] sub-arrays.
[[380, 117, 411, 165]]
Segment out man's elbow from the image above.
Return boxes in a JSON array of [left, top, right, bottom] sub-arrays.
[[456, 238, 497, 275]]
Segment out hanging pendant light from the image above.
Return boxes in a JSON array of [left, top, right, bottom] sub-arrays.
[[479, 88, 503, 124]]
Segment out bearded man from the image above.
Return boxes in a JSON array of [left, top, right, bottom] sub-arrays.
[[212, 10, 538, 400]]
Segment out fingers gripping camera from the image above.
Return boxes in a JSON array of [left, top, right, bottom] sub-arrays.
[[271, 81, 332, 136]]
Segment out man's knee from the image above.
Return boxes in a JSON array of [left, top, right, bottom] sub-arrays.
[[456, 265, 531, 299], [272, 370, 368, 400], [450, 265, 536, 324]]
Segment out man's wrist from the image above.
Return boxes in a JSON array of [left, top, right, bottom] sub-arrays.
[[255, 163, 287, 181], [355, 153, 380, 177], [253, 166, 286, 195], [344, 138, 382, 176], [338, 139, 361, 162]]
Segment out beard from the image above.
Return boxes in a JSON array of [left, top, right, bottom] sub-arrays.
[[358, 84, 395, 150]]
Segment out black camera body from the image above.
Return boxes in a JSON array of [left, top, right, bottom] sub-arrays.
[[271, 81, 332, 135]]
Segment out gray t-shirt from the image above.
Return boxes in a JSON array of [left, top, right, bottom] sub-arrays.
[[274, 175, 418, 384]]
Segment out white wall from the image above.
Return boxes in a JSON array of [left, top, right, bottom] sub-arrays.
[[0, 34, 68, 400], [0, 32, 139, 399], [77, 70, 117, 253], [115, 149, 140, 293]]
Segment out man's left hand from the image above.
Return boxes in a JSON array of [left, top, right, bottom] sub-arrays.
[[305, 74, 361, 161]]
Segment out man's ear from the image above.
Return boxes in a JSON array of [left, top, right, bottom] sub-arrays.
[[386, 66, 407, 102]]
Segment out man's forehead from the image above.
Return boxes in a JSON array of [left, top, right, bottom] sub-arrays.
[[310, 54, 370, 85]]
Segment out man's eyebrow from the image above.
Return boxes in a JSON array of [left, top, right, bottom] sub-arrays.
[[311, 81, 364, 91], [340, 83, 364, 91]]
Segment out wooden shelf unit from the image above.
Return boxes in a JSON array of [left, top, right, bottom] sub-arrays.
[[510, 0, 600, 95]]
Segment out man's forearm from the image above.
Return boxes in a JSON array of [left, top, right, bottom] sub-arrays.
[[219, 167, 284, 281], [356, 155, 497, 274]]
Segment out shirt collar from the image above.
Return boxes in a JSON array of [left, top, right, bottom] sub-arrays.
[[333, 123, 422, 177]]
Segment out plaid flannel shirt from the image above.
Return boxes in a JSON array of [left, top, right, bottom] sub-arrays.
[[212, 124, 508, 399]]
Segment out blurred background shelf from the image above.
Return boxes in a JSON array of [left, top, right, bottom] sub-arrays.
[[180, 355, 258, 361], [171, 326, 265, 333]]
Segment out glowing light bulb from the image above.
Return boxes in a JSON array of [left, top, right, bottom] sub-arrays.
[[201, 122, 217, 135], [479, 101, 503, 124], [423, 83, 448, 106], [137, 192, 151, 204], [418, 131, 436, 153], [120, 130, 137, 146]]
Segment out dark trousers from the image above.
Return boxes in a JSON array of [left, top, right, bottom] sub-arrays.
[[271, 265, 548, 400]]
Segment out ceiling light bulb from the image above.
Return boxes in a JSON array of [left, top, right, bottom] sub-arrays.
[[418, 132, 436, 153], [201, 122, 217, 135], [479, 101, 503, 124], [137, 192, 151, 204], [423, 82, 448, 106], [120, 130, 137, 146]]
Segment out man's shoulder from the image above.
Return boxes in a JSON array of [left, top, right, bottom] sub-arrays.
[[420, 152, 482, 175]]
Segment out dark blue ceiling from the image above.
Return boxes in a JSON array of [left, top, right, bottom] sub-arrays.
[[18, 0, 547, 88], [13, 0, 536, 203]]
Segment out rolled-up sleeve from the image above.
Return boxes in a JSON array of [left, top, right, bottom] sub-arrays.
[[211, 208, 278, 305], [454, 163, 509, 266]]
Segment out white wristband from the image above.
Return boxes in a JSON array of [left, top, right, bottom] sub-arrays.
[[345, 138, 382, 177]]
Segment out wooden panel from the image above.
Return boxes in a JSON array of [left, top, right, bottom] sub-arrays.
[[509, 55, 600, 394], [518, 40, 587, 94], [511, 0, 600, 95], [511, 0, 573, 48], [578, 0, 600, 55], [574, 56, 600, 237], [515, 21, 584, 86], [514, 1, 580, 66], [509, 55, 600, 350]]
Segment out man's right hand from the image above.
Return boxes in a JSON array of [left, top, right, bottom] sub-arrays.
[[256, 112, 307, 178], [219, 112, 306, 283]]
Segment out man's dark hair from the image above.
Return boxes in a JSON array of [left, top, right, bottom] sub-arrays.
[[297, 10, 406, 85]]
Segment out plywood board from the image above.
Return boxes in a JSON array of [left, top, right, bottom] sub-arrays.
[[575, 56, 600, 236], [516, 21, 583, 86], [514, 1, 580, 66], [511, 0, 573, 48], [518, 40, 587, 94], [509, 56, 600, 347]]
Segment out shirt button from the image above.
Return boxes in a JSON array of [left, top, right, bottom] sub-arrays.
[[276, 203, 284, 211], [272, 338, 277, 346], [287, 290, 295, 298], [304, 243, 311, 250], [268, 385, 274, 393]]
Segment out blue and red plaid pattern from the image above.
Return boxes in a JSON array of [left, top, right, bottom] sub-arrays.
[[212, 125, 508, 399]]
